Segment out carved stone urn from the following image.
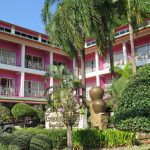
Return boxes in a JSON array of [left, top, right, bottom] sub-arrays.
[[92, 99, 106, 114], [89, 86, 106, 113], [89, 86, 104, 101]]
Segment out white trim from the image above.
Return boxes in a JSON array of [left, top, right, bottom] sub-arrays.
[[50, 51, 53, 90]]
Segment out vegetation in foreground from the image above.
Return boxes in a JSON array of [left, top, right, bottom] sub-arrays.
[[0, 128, 135, 150], [113, 64, 150, 132]]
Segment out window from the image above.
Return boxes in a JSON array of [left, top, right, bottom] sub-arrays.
[[115, 28, 129, 37], [0, 49, 16, 65], [135, 44, 150, 62], [105, 52, 124, 68], [25, 55, 44, 70], [0, 78, 15, 96], [85, 60, 95, 72], [25, 81, 44, 98]]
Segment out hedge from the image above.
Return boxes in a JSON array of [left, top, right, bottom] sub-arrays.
[[113, 64, 150, 132], [12, 128, 135, 149], [30, 134, 52, 150]]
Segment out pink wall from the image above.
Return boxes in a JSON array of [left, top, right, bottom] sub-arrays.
[[53, 53, 73, 69], [0, 22, 11, 29], [86, 77, 96, 85], [85, 52, 95, 61], [135, 35, 150, 47], [26, 46, 50, 66], [100, 74, 112, 90], [25, 73, 45, 83]]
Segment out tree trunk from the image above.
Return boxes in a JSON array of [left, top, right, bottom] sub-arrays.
[[108, 40, 115, 78], [127, 0, 136, 73], [129, 23, 136, 73], [67, 124, 72, 150], [80, 48, 86, 99]]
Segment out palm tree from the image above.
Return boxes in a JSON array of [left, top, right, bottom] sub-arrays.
[[116, 0, 150, 73], [42, 0, 94, 103], [89, 0, 118, 77]]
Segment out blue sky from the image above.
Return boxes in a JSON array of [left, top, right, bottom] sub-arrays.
[[0, 0, 55, 33]]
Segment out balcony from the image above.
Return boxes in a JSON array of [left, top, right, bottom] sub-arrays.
[[25, 61, 47, 71], [136, 52, 150, 66], [25, 91, 44, 98], [0, 56, 21, 66], [0, 86, 17, 96]]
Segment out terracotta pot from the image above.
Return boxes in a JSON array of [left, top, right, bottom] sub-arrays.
[[92, 99, 106, 114], [89, 86, 104, 101]]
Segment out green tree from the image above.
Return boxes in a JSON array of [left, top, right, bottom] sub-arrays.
[[42, 0, 91, 101], [107, 63, 133, 110], [45, 65, 81, 149], [116, 0, 150, 73]]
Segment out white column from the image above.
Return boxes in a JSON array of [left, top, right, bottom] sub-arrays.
[[38, 34, 42, 42], [19, 44, 25, 97], [50, 51, 53, 88], [11, 26, 15, 34], [123, 42, 128, 64], [73, 57, 78, 76], [95, 51, 100, 86]]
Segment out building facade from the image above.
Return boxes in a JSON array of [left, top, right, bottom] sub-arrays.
[[0, 20, 150, 108]]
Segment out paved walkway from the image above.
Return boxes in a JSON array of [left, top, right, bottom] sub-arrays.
[[101, 144, 150, 150]]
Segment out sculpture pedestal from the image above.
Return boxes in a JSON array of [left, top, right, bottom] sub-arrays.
[[78, 109, 88, 128], [89, 102, 108, 130]]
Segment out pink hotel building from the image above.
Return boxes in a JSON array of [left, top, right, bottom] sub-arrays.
[[0, 20, 150, 108]]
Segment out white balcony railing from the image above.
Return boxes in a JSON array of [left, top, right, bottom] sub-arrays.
[[25, 91, 44, 98], [135, 52, 150, 63], [0, 86, 17, 96], [25, 61, 46, 71], [0, 56, 21, 66]]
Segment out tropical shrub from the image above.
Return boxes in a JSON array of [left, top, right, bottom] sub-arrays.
[[73, 129, 135, 149], [34, 108, 45, 122], [73, 128, 100, 149], [107, 77, 128, 111], [13, 128, 135, 149], [15, 128, 67, 149], [113, 64, 150, 132], [9, 132, 34, 150], [0, 106, 11, 121], [0, 133, 16, 150], [30, 134, 52, 150], [11, 103, 37, 119]]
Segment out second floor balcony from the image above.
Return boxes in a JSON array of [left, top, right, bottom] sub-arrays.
[[0, 86, 17, 96], [24, 90, 44, 98]]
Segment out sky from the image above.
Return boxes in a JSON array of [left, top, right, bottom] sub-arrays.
[[0, 0, 56, 34]]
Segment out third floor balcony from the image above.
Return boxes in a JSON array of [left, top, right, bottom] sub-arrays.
[[0, 48, 21, 67]]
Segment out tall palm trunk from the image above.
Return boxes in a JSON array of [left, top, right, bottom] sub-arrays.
[[108, 39, 115, 78], [127, 0, 136, 73], [67, 123, 72, 150], [128, 23, 136, 73], [80, 48, 86, 99]]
